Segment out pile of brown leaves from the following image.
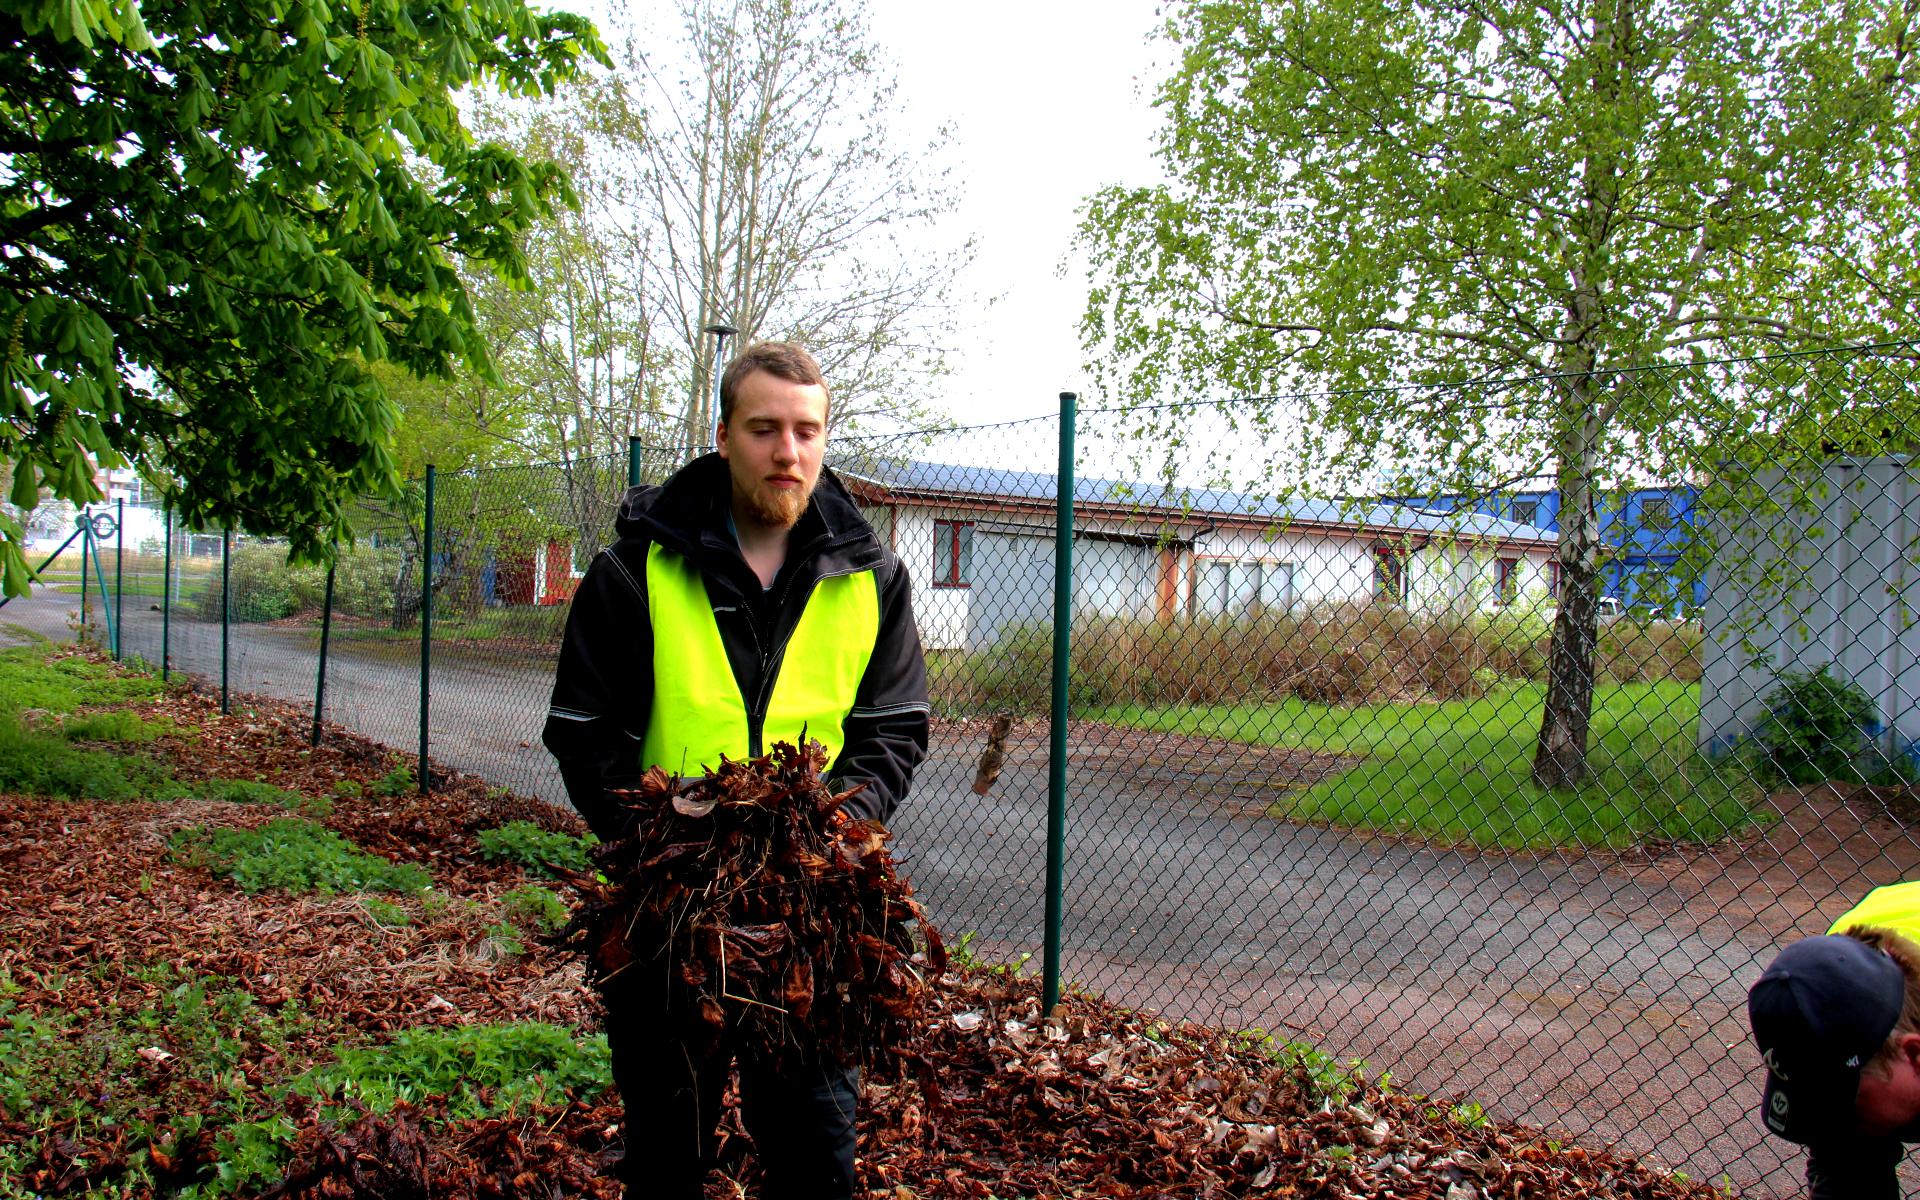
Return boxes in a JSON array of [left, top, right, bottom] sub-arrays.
[[555, 740, 944, 1072], [855, 973, 1723, 1200], [261, 1099, 624, 1200]]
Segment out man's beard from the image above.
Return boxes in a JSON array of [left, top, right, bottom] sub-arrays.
[[735, 475, 813, 529]]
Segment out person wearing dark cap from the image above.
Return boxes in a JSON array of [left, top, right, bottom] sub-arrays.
[[1749, 881, 1920, 1199]]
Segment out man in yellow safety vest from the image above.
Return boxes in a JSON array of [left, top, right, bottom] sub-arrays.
[[543, 341, 930, 1200], [1749, 880, 1920, 1199]]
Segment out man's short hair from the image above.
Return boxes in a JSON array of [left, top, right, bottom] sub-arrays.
[[718, 342, 828, 426], [1847, 925, 1920, 1075]]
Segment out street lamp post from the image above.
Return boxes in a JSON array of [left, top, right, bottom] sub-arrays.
[[703, 321, 737, 446]]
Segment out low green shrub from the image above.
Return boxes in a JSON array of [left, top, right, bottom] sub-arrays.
[[373, 765, 415, 796], [298, 1022, 611, 1119], [194, 543, 302, 623], [192, 542, 404, 624], [477, 821, 596, 876], [287, 544, 406, 620], [500, 884, 569, 934], [1755, 664, 1879, 785], [169, 818, 431, 894]]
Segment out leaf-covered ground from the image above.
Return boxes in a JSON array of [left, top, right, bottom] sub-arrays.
[[0, 645, 1728, 1198]]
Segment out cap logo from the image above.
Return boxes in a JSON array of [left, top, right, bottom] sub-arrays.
[[1845, 1054, 1862, 1068], [1771, 1091, 1790, 1117], [1763, 1047, 1789, 1081]]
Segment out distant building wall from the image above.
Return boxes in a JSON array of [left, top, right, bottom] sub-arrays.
[[1696, 456, 1920, 760]]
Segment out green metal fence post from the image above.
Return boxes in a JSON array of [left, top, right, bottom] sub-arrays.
[[78, 510, 90, 637], [312, 559, 336, 746], [1044, 390, 1077, 1016], [94, 524, 116, 654], [420, 465, 435, 794], [628, 436, 643, 488], [220, 524, 231, 714], [160, 506, 171, 681], [114, 498, 124, 660]]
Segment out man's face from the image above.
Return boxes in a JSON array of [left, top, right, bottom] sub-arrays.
[[1857, 1034, 1920, 1138], [716, 368, 829, 531]]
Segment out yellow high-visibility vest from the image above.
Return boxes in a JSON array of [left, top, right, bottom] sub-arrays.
[[640, 543, 878, 776], [1831, 881, 1920, 942]]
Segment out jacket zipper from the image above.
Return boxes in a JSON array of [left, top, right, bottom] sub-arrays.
[[746, 560, 869, 756]]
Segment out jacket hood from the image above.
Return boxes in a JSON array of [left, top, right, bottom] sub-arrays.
[[613, 452, 879, 567]]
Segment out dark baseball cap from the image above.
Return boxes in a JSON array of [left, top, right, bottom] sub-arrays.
[[1749, 934, 1907, 1143]]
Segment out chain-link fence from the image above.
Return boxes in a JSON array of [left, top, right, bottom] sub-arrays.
[[32, 342, 1920, 1195]]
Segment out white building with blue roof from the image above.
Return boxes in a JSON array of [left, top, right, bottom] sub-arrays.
[[835, 458, 1560, 650]]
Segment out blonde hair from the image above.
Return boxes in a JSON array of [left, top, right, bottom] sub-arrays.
[[1843, 925, 1920, 1075]]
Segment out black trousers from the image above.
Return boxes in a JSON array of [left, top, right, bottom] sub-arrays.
[[604, 976, 860, 1200]]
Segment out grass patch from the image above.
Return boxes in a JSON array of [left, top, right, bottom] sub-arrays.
[[476, 821, 596, 876], [297, 1022, 610, 1120], [0, 644, 166, 714], [59, 709, 174, 743], [196, 777, 329, 815], [0, 719, 188, 802], [1099, 682, 1765, 850], [169, 818, 431, 895]]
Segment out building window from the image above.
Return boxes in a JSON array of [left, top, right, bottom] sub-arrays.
[[1639, 496, 1671, 531], [932, 520, 973, 587], [1511, 498, 1540, 527], [1372, 547, 1407, 606], [1194, 559, 1294, 617], [1494, 557, 1518, 606]]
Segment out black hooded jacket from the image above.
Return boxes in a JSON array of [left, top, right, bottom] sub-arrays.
[[541, 453, 930, 839]]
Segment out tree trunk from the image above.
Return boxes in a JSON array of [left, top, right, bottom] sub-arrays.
[[1532, 376, 1604, 790], [390, 545, 416, 630]]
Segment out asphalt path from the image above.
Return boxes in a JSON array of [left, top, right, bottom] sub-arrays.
[[0, 587, 1835, 1195]]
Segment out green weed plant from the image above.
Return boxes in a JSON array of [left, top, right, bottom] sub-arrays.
[[0, 718, 187, 802], [0, 967, 313, 1197], [0, 645, 165, 714], [297, 1023, 610, 1121], [499, 884, 569, 934], [476, 821, 595, 877], [59, 709, 172, 743], [169, 818, 430, 895]]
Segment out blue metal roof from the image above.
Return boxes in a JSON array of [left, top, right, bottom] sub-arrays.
[[834, 458, 1557, 543]]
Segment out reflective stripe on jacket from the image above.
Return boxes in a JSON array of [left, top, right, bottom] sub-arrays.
[[641, 541, 879, 776]]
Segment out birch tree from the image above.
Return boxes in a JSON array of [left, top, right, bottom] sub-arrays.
[[1078, 0, 1920, 789]]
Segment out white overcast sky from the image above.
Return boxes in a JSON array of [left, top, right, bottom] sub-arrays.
[[556, 0, 1173, 427], [863, 0, 1171, 423]]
